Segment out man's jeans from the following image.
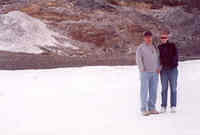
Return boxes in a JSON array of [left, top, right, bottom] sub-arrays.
[[160, 67, 178, 108], [140, 72, 159, 112]]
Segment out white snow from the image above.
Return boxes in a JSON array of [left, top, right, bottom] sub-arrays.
[[0, 60, 199, 135], [0, 11, 78, 54]]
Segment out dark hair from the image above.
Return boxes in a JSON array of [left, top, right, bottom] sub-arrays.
[[143, 31, 152, 37]]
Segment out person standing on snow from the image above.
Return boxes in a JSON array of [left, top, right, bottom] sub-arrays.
[[158, 31, 179, 113], [136, 31, 160, 116]]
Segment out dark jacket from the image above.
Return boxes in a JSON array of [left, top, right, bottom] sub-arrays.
[[158, 41, 178, 70]]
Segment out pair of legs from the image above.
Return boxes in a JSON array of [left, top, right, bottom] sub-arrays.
[[160, 67, 178, 108], [140, 72, 159, 112]]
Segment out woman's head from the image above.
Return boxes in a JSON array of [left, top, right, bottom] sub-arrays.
[[160, 31, 169, 44]]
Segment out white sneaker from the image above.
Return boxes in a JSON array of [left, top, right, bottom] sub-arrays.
[[171, 107, 176, 113], [160, 107, 166, 113]]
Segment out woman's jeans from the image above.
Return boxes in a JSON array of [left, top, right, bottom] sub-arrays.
[[160, 67, 178, 108], [140, 72, 159, 112]]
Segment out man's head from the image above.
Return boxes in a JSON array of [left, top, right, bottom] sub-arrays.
[[160, 31, 169, 44], [143, 31, 153, 45]]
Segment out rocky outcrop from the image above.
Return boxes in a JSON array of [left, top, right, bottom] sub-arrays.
[[136, 6, 200, 58], [106, 0, 200, 9], [0, 0, 199, 69]]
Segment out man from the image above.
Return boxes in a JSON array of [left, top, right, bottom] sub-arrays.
[[136, 31, 160, 116], [158, 31, 179, 113]]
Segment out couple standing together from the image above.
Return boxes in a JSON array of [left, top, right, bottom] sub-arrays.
[[136, 31, 178, 116]]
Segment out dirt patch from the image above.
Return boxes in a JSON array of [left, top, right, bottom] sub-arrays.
[[0, 51, 135, 70]]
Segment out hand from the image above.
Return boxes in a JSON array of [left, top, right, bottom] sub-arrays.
[[156, 68, 161, 74], [140, 69, 145, 72]]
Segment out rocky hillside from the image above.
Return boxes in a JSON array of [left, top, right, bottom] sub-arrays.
[[0, 0, 200, 69]]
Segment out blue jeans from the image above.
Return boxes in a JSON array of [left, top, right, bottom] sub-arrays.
[[140, 72, 159, 112], [160, 67, 178, 108]]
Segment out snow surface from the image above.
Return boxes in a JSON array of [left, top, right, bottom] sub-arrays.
[[0, 60, 199, 135], [0, 11, 78, 54]]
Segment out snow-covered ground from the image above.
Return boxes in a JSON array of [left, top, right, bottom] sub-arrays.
[[0, 60, 199, 135]]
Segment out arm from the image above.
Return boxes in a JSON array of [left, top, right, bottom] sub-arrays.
[[172, 43, 179, 62], [157, 50, 162, 72], [136, 47, 145, 72], [174, 44, 178, 62], [156, 46, 162, 73]]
